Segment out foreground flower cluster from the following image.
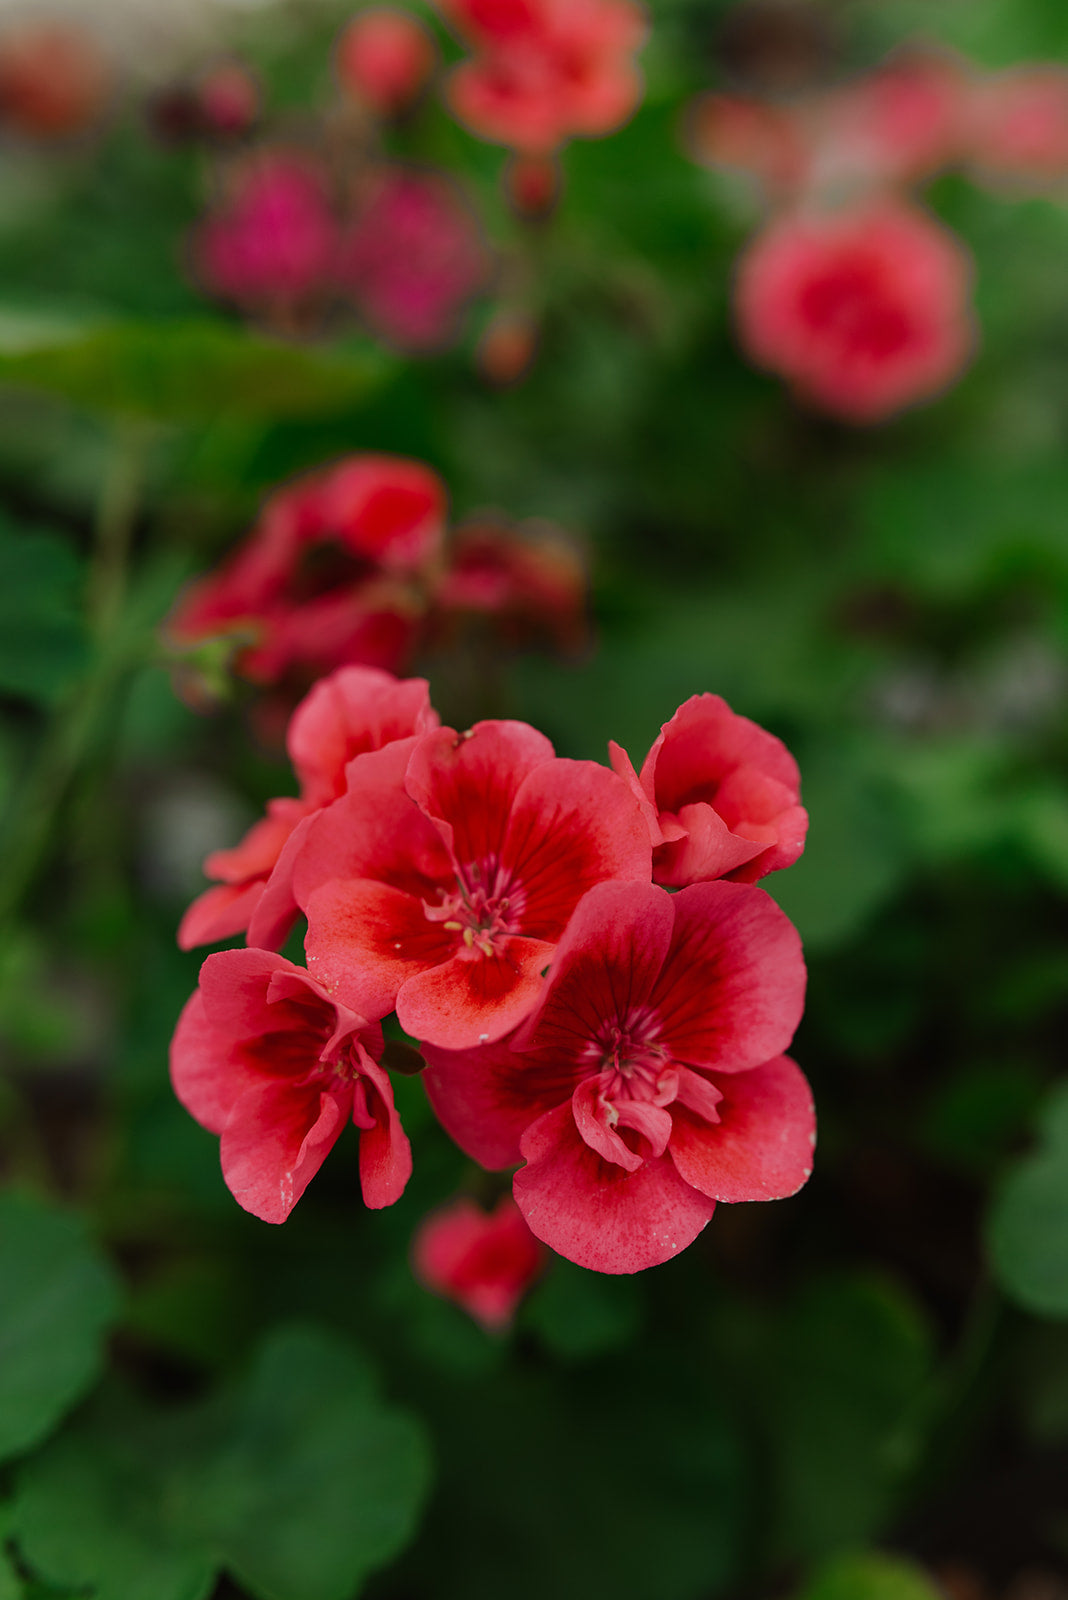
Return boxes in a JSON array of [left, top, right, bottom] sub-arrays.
[[687, 48, 1068, 421], [171, 664, 814, 1274]]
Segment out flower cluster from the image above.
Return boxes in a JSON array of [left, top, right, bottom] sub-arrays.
[[171, 666, 814, 1274], [434, 0, 648, 156], [165, 452, 588, 715], [193, 148, 490, 348], [684, 47, 1049, 421]]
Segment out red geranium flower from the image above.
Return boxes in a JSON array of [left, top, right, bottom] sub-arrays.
[[430, 519, 587, 653], [336, 8, 437, 117], [178, 665, 438, 950], [335, 167, 491, 350], [735, 199, 975, 422], [412, 1193, 544, 1329], [436, 0, 647, 153], [609, 693, 807, 886], [167, 453, 446, 695], [422, 879, 811, 1273], [170, 949, 411, 1221], [290, 719, 652, 1048], [965, 66, 1068, 188]]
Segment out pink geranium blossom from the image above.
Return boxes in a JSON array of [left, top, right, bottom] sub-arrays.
[[610, 692, 807, 886], [178, 665, 438, 950], [965, 66, 1068, 188], [170, 949, 411, 1221], [412, 1193, 544, 1328], [436, 0, 647, 153], [336, 168, 491, 350], [167, 453, 446, 696], [336, 8, 437, 117], [422, 879, 811, 1273], [192, 149, 339, 314], [291, 719, 652, 1048], [735, 199, 975, 422]]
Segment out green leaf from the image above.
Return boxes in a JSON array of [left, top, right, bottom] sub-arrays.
[[524, 1258, 642, 1360], [798, 1551, 942, 1600], [770, 1276, 935, 1561], [11, 1396, 216, 1600], [989, 1082, 1068, 1317], [0, 1548, 24, 1600], [0, 1191, 121, 1464], [0, 520, 87, 705], [189, 1324, 432, 1600], [0, 319, 392, 424]]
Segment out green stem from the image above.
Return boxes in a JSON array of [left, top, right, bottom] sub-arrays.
[[0, 425, 147, 929]]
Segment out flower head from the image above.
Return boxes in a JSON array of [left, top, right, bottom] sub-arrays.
[[412, 1194, 544, 1328], [437, 0, 647, 154], [292, 719, 652, 1048], [423, 879, 812, 1272], [171, 949, 411, 1221], [735, 199, 975, 422], [336, 8, 437, 117], [610, 692, 807, 886]]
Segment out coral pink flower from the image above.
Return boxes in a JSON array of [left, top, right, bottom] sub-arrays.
[[609, 693, 807, 887], [170, 949, 411, 1221], [412, 1194, 544, 1329], [168, 453, 446, 694], [336, 168, 491, 350], [192, 149, 339, 314], [735, 200, 975, 422], [291, 719, 652, 1049], [0, 20, 111, 139], [336, 8, 437, 117], [965, 66, 1068, 188], [436, 0, 647, 154], [431, 520, 587, 652], [811, 54, 968, 190], [685, 93, 808, 198], [178, 666, 438, 951], [422, 879, 811, 1273]]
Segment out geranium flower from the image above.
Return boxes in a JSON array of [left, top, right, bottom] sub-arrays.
[[291, 719, 652, 1048], [0, 19, 111, 139], [178, 666, 438, 950], [192, 148, 339, 316], [335, 167, 491, 350], [735, 199, 975, 422], [436, 0, 647, 154], [430, 519, 587, 652], [167, 453, 446, 696], [422, 879, 812, 1273], [170, 949, 411, 1221], [609, 693, 807, 886], [412, 1193, 544, 1329], [965, 66, 1068, 189], [336, 8, 437, 117]]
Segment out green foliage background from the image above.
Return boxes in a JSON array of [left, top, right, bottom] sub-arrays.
[[1, 0, 1067, 1595]]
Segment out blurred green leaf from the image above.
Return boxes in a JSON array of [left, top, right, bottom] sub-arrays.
[[798, 1551, 941, 1600], [12, 1396, 216, 1600], [770, 1275, 935, 1561], [0, 1192, 121, 1464], [189, 1324, 432, 1600], [524, 1257, 642, 1360], [0, 319, 392, 424], [989, 1082, 1068, 1317], [0, 520, 86, 705]]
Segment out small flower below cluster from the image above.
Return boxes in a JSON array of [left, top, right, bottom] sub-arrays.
[[412, 1194, 544, 1329]]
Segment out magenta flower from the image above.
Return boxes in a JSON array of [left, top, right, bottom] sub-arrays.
[[610, 692, 807, 887], [178, 665, 438, 951], [192, 149, 339, 314], [412, 1193, 544, 1329], [290, 719, 652, 1049], [735, 200, 975, 423], [336, 168, 490, 350], [170, 950, 411, 1221], [422, 879, 811, 1273]]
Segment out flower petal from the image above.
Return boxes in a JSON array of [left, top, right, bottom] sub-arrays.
[[219, 1077, 351, 1223], [397, 934, 555, 1049], [177, 880, 266, 952], [405, 719, 555, 869], [514, 1101, 716, 1273], [422, 1032, 576, 1169], [304, 878, 458, 1020], [669, 1054, 816, 1202], [352, 1050, 413, 1209]]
